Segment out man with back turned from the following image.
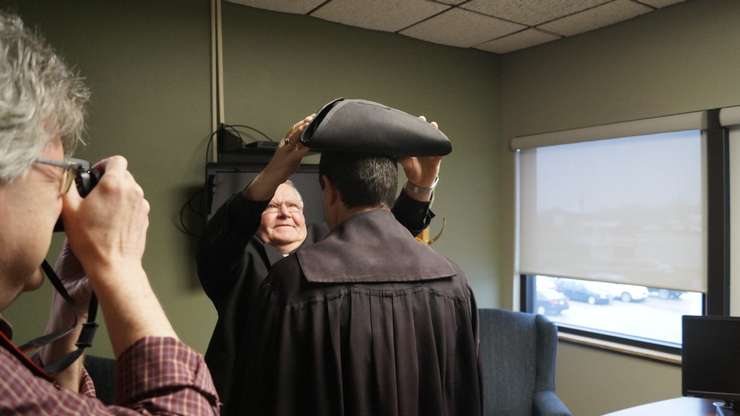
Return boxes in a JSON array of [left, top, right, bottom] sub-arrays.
[[222, 125, 482, 416]]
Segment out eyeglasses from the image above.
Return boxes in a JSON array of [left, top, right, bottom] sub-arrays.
[[34, 158, 85, 194], [264, 202, 303, 215]]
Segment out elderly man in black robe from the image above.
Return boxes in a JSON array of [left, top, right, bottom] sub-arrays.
[[219, 119, 482, 416]]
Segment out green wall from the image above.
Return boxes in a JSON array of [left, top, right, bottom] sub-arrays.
[[1, 0, 213, 357], [221, 4, 502, 306], [499, 0, 740, 414]]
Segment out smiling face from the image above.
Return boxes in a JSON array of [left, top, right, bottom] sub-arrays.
[[0, 137, 66, 309], [256, 183, 307, 254]]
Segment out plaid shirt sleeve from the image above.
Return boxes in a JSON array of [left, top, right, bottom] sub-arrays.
[[0, 336, 220, 415], [79, 366, 97, 397], [116, 336, 220, 413]]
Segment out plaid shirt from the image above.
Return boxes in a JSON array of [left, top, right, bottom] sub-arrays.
[[0, 321, 220, 415]]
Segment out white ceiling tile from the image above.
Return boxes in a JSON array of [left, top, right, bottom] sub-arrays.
[[639, 0, 687, 7], [538, 0, 652, 37], [476, 29, 560, 54], [400, 8, 525, 48], [463, 0, 611, 26], [225, 0, 325, 14], [313, 0, 448, 33]]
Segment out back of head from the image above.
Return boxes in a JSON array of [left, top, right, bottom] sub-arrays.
[[0, 12, 89, 183], [319, 152, 397, 209]]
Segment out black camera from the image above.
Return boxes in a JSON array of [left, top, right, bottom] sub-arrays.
[[70, 158, 102, 198], [53, 158, 102, 232]]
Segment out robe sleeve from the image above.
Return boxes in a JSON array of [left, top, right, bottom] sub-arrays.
[[197, 192, 269, 308], [392, 190, 435, 237]]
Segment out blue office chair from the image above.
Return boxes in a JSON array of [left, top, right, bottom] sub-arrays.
[[478, 308, 572, 416]]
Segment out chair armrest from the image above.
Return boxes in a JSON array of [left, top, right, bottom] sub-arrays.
[[534, 390, 573, 416]]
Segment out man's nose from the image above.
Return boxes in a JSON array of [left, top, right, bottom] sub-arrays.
[[277, 203, 291, 216]]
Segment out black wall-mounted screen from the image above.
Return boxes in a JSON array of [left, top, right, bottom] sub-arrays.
[[682, 315, 740, 403], [206, 163, 324, 226]]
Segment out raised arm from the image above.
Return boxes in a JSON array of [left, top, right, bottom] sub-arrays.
[[46, 155, 220, 414], [395, 118, 444, 236], [197, 192, 269, 304]]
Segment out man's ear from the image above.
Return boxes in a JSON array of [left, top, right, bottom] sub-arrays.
[[320, 175, 340, 206]]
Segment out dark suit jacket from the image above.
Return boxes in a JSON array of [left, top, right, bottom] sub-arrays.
[[197, 191, 434, 406], [224, 209, 482, 416]]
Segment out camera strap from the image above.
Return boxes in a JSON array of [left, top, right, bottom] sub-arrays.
[[18, 259, 99, 375]]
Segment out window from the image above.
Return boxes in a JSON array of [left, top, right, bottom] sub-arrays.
[[513, 111, 728, 353], [533, 275, 702, 348]]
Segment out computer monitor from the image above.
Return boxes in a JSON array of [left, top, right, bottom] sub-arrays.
[[682, 315, 740, 409]]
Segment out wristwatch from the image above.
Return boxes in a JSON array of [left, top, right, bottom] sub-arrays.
[[405, 176, 439, 194]]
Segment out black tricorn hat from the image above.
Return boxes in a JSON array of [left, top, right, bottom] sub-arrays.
[[300, 98, 452, 157]]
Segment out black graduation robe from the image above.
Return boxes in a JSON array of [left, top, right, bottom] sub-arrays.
[[225, 209, 482, 416], [197, 191, 434, 407]]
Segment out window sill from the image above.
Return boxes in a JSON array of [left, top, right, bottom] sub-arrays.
[[558, 331, 682, 365]]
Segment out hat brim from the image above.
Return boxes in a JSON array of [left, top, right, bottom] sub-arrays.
[[300, 98, 452, 157]]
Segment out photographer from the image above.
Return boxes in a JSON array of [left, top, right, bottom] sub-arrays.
[[0, 13, 218, 414]]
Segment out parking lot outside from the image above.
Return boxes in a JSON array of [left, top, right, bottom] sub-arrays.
[[535, 276, 703, 345]]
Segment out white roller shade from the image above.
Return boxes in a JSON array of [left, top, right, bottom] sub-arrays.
[[720, 106, 740, 128], [511, 111, 707, 151], [519, 129, 707, 292]]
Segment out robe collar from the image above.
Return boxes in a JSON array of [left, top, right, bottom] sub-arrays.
[[297, 208, 455, 283]]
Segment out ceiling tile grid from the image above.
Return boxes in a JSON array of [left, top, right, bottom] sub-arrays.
[[400, 7, 525, 48], [225, 0, 692, 54], [430, 0, 468, 5], [476, 28, 560, 54], [312, 0, 449, 33], [226, 0, 326, 15], [538, 0, 653, 37], [462, 0, 612, 26]]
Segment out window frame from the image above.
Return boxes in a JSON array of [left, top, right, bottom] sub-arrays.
[[518, 109, 730, 356]]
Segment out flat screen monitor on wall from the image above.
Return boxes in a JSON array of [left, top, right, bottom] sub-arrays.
[[206, 163, 324, 225], [682, 315, 740, 410]]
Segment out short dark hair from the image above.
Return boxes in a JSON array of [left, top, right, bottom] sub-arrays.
[[319, 152, 397, 209]]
